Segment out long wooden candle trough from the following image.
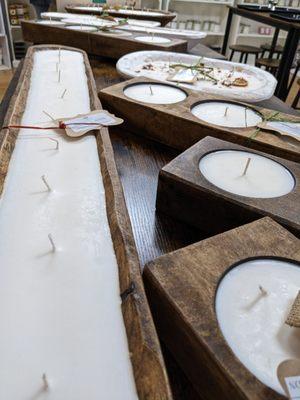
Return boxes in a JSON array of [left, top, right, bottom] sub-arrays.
[[156, 136, 300, 237], [144, 217, 300, 399], [65, 4, 176, 26], [21, 21, 187, 59], [99, 77, 300, 163], [0, 45, 171, 399]]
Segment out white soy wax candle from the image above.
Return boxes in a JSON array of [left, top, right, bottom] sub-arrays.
[[124, 82, 187, 104], [199, 150, 294, 198], [135, 35, 171, 44], [216, 258, 300, 395], [0, 49, 137, 400], [65, 25, 97, 31], [191, 101, 263, 128]]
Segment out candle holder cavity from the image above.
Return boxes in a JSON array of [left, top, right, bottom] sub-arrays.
[[100, 77, 300, 163], [156, 136, 300, 237], [143, 217, 300, 400]]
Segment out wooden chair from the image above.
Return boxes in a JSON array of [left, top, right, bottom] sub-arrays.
[[255, 58, 280, 75], [260, 43, 283, 59], [229, 44, 261, 63], [292, 77, 300, 109]]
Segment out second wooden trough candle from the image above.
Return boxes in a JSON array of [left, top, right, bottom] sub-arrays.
[[21, 21, 187, 59]]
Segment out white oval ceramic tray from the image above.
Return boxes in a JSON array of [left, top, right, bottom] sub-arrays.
[[117, 51, 277, 102]]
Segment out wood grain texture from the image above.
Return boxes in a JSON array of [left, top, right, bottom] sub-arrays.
[[100, 77, 300, 162], [65, 4, 176, 26], [0, 44, 172, 400], [1, 55, 298, 400], [143, 217, 300, 400], [156, 136, 300, 237], [21, 21, 187, 59]]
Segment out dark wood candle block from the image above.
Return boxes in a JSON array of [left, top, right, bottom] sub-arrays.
[[143, 217, 300, 399], [99, 77, 300, 163], [21, 21, 187, 59], [156, 136, 300, 237], [65, 4, 177, 26]]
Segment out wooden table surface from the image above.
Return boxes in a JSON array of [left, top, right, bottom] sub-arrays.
[[1, 53, 298, 400]]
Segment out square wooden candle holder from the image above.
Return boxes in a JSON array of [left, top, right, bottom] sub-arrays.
[[21, 21, 187, 59], [143, 217, 300, 400], [99, 77, 300, 163], [156, 136, 300, 237]]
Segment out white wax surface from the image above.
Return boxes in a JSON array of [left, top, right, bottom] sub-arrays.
[[38, 20, 66, 26], [124, 83, 186, 104], [65, 25, 97, 31], [135, 35, 171, 43], [216, 258, 300, 395], [0, 50, 137, 400], [199, 150, 294, 198], [191, 101, 263, 128]]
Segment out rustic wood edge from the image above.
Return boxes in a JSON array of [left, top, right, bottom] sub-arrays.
[[143, 217, 300, 399], [99, 77, 300, 162], [0, 44, 172, 400]]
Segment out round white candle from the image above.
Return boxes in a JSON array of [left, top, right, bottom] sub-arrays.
[[124, 83, 187, 104], [191, 101, 263, 128], [199, 150, 294, 198], [135, 35, 171, 44], [216, 258, 300, 395], [37, 20, 65, 26], [65, 25, 97, 31]]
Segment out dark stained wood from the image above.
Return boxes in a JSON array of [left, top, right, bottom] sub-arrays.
[[65, 4, 176, 26], [0, 44, 172, 400], [143, 217, 300, 400], [100, 77, 300, 162], [156, 136, 300, 237], [1, 55, 299, 400], [21, 21, 187, 59]]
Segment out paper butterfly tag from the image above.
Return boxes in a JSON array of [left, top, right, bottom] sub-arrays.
[[277, 359, 300, 399], [167, 68, 197, 84], [258, 120, 300, 142], [59, 110, 123, 137]]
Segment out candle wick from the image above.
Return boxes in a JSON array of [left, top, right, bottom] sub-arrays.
[[41, 175, 52, 192], [43, 110, 55, 122], [244, 108, 248, 128], [42, 373, 49, 391], [58, 70, 61, 84], [58, 47, 61, 64], [259, 285, 268, 296], [60, 89, 67, 99], [47, 137, 59, 150], [48, 234, 56, 253], [224, 106, 229, 117], [149, 85, 154, 95], [242, 157, 251, 176]]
